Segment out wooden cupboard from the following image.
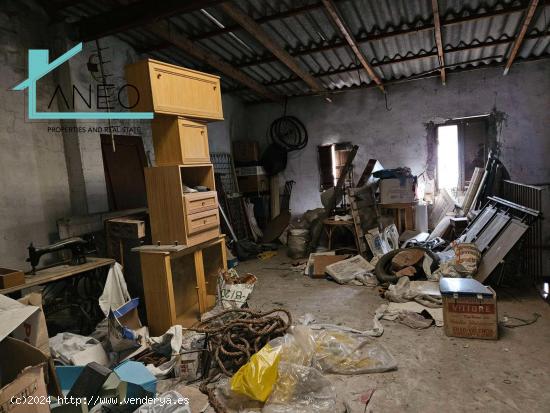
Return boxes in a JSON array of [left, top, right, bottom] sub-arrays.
[[125, 59, 223, 121], [144, 165, 219, 246], [137, 236, 227, 335], [152, 116, 210, 165]]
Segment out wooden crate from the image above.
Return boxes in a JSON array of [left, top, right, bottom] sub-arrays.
[[137, 236, 227, 335], [0, 267, 25, 289], [152, 116, 210, 165], [125, 59, 223, 120]]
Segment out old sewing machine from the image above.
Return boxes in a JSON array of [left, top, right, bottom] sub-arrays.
[[16, 236, 114, 335], [26, 237, 91, 274]]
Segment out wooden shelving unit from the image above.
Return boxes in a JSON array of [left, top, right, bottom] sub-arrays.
[[127, 58, 227, 332]]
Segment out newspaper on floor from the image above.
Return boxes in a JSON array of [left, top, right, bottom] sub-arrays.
[[325, 255, 377, 286]]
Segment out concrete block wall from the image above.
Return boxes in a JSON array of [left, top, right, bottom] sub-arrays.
[[0, 1, 72, 269]]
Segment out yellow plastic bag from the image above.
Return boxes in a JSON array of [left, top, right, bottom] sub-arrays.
[[230, 342, 282, 402]]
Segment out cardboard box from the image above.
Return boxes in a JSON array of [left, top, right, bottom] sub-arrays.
[[440, 278, 498, 340], [0, 267, 25, 289], [0, 293, 50, 356], [238, 175, 269, 193], [232, 141, 260, 164], [312, 255, 347, 278], [0, 336, 62, 413], [379, 177, 417, 204]]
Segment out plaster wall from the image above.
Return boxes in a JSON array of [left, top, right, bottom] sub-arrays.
[[243, 60, 550, 216]]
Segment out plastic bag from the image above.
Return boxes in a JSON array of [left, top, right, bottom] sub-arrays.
[[263, 362, 337, 413], [278, 326, 316, 367], [313, 330, 397, 374], [230, 342, 282, 402]]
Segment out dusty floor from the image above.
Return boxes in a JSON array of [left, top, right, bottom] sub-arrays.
[[237, 250, 550, 413]]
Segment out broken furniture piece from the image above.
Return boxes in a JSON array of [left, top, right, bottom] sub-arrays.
[[134, 236, 227, 335]]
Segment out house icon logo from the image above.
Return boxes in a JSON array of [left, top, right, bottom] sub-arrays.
[[12, 42, 153, 120]]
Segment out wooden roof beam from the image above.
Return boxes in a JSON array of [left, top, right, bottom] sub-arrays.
[[147, 22, 280, 102], [504, 0, 540, 75], [321, 0, 384, 92], [219, 2, 325, 93], [138, 2, 548, 63], [431, 0, 446, 84]]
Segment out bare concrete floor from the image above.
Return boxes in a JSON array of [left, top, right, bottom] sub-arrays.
[[239, 251, 550, 413]]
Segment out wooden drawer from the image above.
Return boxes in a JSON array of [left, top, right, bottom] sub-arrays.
[[152, 116, 210, 165], [125, 59, 223, 121], [186, 209, 219, 236], [184, 191, 218, 214]]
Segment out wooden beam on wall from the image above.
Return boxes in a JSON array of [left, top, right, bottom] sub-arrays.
[[321, 0, 384, 91], [75, 0, 225, 41], [504, 0, 540, 75], [219, 2, 325, 93], [431, 0, 446, 84], [148, 22, 280, 101]]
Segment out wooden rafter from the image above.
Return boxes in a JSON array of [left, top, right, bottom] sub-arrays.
[[431, 0, 446, 84], [504, 0, 540, 75], [321, 0, 384, 91], [138, 2, 548, 65], [147, 22, 280, 102], [75, 0, 225, 41], [261, 31, 548, 87], [219, 2, 325, 93]]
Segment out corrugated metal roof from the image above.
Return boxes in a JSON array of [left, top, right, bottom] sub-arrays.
[[55, 0, 549, 101]]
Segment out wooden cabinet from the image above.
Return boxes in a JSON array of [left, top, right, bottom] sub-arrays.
[[152, 116, 210, 165], [144, 165, 219, 246], [138, 236, 227, 335], [125, 59, 223, 121]]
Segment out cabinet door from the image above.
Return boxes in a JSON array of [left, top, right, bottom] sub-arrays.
[[150, 63, 223, 119], [179, 119, 210, 164]]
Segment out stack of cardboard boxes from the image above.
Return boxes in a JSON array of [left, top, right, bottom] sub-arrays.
[[233, 140, 269, 194]]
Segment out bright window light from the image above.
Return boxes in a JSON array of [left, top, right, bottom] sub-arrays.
[[437, 125, 459, 196]]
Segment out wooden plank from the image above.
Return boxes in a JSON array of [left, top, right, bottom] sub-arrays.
[[194, 249, 208, 314], [504, 0, 540, 75], [321, 0, 384, 91], [220, 2, 325, 93], [145, 165, 186, 245], [347, 187, 368, 256], [356, 159, 378, 187], [147, 22, 280, 101], [0, 257, 114, 295], [75, 0, 225, 41], [431, 0, 446, 84], [139, 252, 176, 335]]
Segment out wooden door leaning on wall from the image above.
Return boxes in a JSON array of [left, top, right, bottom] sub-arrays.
[[101, 135, 148, 211]]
